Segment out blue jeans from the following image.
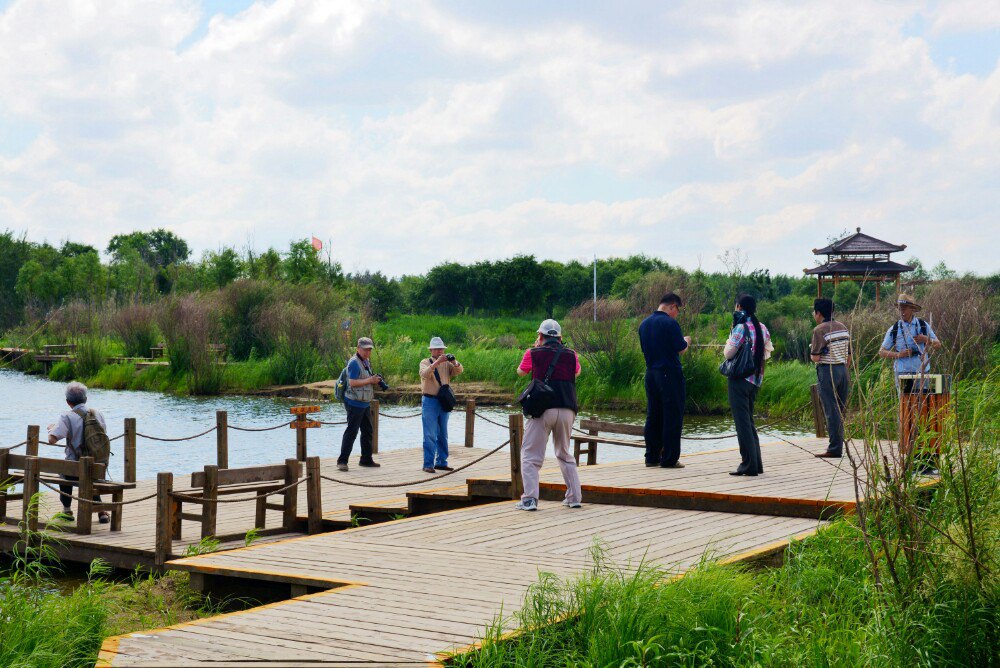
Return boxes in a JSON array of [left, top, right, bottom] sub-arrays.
[[421, 396, 449, 468]]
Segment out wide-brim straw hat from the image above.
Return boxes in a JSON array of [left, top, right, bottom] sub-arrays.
[[428, 337, 447, 349], [896, 294, 922, 311]]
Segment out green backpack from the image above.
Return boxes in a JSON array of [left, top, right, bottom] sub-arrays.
[[73, 407, 111, 465], [333, 362, 350, 403]]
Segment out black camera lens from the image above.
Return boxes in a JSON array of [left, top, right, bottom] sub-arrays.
[[378, 379, 390, 391], [445, 354, 456, 361]]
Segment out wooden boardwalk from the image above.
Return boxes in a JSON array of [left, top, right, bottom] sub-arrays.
[[0, 446, 513, 569], [469, 438, 873, 518], [100, 501, 822, 666]]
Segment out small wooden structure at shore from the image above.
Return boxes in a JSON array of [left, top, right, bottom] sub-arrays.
[[804, 227, 913, 304]]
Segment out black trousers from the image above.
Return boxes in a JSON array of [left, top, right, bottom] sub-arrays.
[[644, 368, 686, 466], [817, 364, 849, 456], [338, 404, 374, 465], [59, 474, 101, 510], [728, 379, 763, 474]]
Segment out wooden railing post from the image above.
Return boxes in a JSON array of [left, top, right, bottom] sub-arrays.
[[810, 384, 827, 439], [508, 413, 524, 500], [0, 450, 9, 520], [306, 456, 323, 535], [124, 417, 137, 483], [283, 458, 300, 531], [155, 472, 174, 570], [295, 414, 307, 461], [201, 465, 218, 539], [216, 410, 229, 469], [26, 425, 39, 457], [370, 400, 380, 455], [464, 399, 476, 448], [22, 455, 39, 535], [77, 456, 95, 535]]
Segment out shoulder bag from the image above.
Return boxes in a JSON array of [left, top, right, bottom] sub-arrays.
[[719, 324, 757, 380], [518, 347, 565, 418], [432, 362, 457, 412]]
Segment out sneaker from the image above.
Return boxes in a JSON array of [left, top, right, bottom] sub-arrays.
[[337, 463, 349, 472], [514, 498, 538, 511], [562, 500, 582, 509], [422, 467, 436, 473], [359, 461, 381, 468], [98, 512, 111, 524], [434, 465, 454, 471], [644, 462, 659, 468]]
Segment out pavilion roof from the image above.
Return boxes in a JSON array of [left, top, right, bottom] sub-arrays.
[[813, 227, 906, 255], [804, 260, 914, 277]]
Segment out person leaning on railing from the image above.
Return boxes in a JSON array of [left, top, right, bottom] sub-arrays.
[[513, 319, 583, 512], [419, 337, 463, 474], [810, 297, 852, 459], [46, 381, 110, 524]]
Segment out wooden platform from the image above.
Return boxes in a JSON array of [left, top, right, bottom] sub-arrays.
[[0, 446, 513, 569], [100, 501, 823, 666], [467, 438, 878, 519]]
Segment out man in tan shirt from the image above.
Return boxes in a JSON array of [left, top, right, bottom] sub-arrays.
[[419, 337, 463, 473]]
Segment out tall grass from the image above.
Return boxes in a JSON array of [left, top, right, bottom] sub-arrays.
[[107, 303, 159, 358], [74, 335, 108, 379]]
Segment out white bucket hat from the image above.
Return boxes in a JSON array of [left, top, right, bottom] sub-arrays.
[[428, 336, 447, 349], [537, 319, 562, 337]]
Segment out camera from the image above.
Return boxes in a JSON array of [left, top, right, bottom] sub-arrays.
[[445, 354, 456, 362], [376, 375, 390, 391]]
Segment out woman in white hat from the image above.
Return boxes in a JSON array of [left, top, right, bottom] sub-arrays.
[[418, 337, 463, 473]]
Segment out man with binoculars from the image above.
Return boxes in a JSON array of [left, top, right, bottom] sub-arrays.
[[337, 337, 384, 471]]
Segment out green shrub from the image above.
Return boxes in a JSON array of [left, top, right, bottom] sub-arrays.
[[88, 363, 137, 390], [108, 303, 159, 358], [48, 360, 75, 382], [74, 336, 107, 378]]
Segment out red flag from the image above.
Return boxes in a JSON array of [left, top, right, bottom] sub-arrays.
[[311, 236, 323, 251]]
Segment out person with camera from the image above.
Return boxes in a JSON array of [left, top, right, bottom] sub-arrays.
[[878, 294, 941, 385], [810, 298, 851, 459], [513, 319, 583, 511], [336, 337, 383, 472], [419, 337, 464, 474]]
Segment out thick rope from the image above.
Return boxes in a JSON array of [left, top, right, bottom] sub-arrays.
[[36, 479, 159, 506], [321, 439, 510, 488], [474, 411, 510, 429], [317, 420, 348, 426], [228, 420, 294, 432], [377, 411, 423, 419], [109, 433, 125, 442], [136, 425, 217, 442], [1, 440, 27, 451], [171, 477, 307, 503]]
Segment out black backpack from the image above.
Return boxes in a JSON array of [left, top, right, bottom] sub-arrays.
[[518, 348, 565, 418]]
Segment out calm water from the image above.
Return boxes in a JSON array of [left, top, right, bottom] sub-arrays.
[[0, 369, 811, 480]]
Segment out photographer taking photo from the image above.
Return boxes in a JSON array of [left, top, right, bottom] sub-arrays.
[[419, 337, 463, 473], [336, 337, 382, 471]]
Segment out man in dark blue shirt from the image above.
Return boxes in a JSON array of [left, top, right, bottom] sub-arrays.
[[638, 293, 691, 468]]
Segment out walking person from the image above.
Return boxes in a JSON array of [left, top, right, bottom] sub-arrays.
[[46, 381, 110, 524], [337, 337, 382, 472], [724, 295, 773, 477], [513, 319, 583, 511], [810, 298, 851, 458], [638, 293, 692, 468], [419, 337, 463, 474]]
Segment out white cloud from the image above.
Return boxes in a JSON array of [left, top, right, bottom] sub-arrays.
[[0, 0, 997, 276]]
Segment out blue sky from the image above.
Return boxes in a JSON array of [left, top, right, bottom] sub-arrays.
[[0, 0, 998, 276]]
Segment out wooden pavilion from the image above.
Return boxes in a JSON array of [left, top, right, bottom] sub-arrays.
[[804, 228, 913, 305]]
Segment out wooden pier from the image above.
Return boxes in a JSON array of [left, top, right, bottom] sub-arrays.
[[91, 436, 884, 666]]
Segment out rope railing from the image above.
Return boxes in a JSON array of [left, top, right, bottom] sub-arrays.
[[36, 479, 159, 506], [171, 477, 307, 504], [109, 433, 125, 442], [1, 440, 27, 451], [135, 425, 217, 442], [228, 420, 295, 432], [320, 439, 510, 488], [376, 410, 423, 419]]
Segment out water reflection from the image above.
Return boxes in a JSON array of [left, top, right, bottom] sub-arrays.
[[0, 369, 812, 480]]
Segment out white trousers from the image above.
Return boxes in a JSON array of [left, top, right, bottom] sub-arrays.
[[520, 408, 582, 504]]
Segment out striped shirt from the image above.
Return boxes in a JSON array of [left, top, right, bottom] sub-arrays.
[[811, 320, 851, 365]]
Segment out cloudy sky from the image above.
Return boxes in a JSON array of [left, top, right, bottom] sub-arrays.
[[0, 0, 997, 276]]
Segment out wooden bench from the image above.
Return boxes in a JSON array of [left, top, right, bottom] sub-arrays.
[[166, 459, 303, 543], [0, 451, 136, 534], [155, 458, 323, 567], [42, 343, 76, 355], [150, 344, 167, 359], [571, 419, 645, 466]]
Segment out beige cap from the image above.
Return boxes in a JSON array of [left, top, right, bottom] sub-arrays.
[[896, 294, 922, 311], [357, 337, 375, 349]]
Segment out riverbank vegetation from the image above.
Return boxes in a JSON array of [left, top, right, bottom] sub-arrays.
[[2, 229, 998, 413], [455, 369, 1000, 667]]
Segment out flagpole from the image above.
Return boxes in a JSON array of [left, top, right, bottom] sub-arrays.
[[593, 254, 597, 322]]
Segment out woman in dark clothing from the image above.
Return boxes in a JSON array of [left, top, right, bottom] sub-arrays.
[[723, 294, 773, 476]]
